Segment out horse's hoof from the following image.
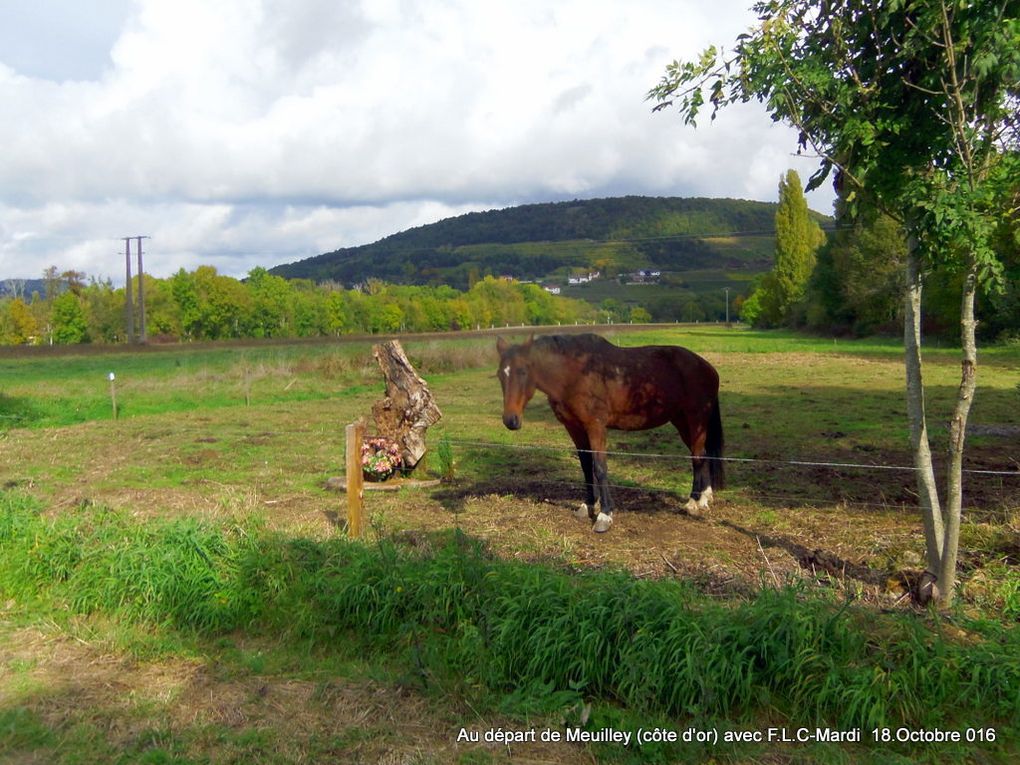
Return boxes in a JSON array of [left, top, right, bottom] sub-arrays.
[[574, 503, 593, 521], [697, 487, 714, 511], [592, 512, 613, 533], [684, 497, 699, 514]]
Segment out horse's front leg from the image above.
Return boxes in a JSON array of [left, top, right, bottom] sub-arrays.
[[683, 428, 713, 513], [587, 426, 614, 533], [563, 421, 597, 521]]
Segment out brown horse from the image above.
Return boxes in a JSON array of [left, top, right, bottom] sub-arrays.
[[496, 333, 724, 532]]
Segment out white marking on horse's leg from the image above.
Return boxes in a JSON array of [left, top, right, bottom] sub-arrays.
[[592, 512, 613, 533], [697, 486, 714, 511], [574, 503, 592, 520], [684, 497, 699, 514]]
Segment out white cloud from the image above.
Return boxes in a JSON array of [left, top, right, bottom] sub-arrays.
[[0, 0, 836, 282]]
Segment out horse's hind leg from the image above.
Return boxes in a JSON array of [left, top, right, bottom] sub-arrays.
[[587, 426, 614, 532], [673, 417, 713, 513], [684, 454, 711, 513], [692, 458, 713, 511]]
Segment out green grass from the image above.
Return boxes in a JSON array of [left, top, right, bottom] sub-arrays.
[[0, 703, 389, 765], [3, 325, 1016, 526], [3, 326, 1016, 432], [2, 328, 1019, 763], [0, 708, 54, 752], [0, 337, 491, 429], [1, 490, 1018, 764], [19, 324, 1011, 510]]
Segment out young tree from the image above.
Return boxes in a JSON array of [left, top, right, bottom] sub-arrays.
[[51, 292, 90, 344], [629, 306, 653, 323], [170, 269, 202, 340], [2, 298, 38, 344], [246, 266, 295, 338], [42, 266, 61, 300], [650, 0, 1020, 605], [193, 266, 253, 339], [738, 282, 765, 326], [83, 279, 122, 343], [142, 275, 182, 339]]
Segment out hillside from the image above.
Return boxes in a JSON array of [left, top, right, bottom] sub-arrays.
[[0, 278, 45, 299], [270, 196, 830, 289]]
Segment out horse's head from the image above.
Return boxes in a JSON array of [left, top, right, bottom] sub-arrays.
[[496, 335, 537, 430]]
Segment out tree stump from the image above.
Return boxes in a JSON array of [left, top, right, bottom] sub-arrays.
[[371, 340, 442, 470]]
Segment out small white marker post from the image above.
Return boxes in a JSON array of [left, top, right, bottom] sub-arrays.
[[108, 372, 118, 420]]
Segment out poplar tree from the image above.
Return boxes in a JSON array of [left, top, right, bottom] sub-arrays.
[[772, 169, 826, 318], [746, 169, 826, 326]]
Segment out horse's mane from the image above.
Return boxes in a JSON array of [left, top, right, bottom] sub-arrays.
[[536, 333, 614, 356]]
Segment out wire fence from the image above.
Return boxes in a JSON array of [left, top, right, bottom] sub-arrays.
[[436, 436, 1019, 512], [443, 437, 1020, 478]]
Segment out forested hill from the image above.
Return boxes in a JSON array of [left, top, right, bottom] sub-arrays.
[[270, 196, 828, 289]]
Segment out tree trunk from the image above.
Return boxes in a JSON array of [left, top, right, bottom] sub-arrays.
[[938, 266, 978, 606], [371, 340, 442, 470], [903, 242, 944, 604]]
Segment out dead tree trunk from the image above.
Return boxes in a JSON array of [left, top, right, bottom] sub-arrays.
[[371, 340, 442, 470]]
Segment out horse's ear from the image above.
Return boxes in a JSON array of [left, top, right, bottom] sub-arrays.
[[496, 336, 508, 355]]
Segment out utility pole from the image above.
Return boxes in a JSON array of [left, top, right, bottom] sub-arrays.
[[135, 236, 150, 343], [122, 235, 150, 344], [122, 238, 134, 343], [724, 287, 730, 326]]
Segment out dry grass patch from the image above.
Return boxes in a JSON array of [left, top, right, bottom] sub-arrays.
[[1, 625, 593, 764]]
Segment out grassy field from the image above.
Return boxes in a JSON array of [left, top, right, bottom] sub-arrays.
[[1, 326, 1019, 763]]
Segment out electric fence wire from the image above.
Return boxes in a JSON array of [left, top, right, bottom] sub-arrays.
[[429, 439, 1018, 511], [454, 473, 925, 512], [441, 437, 1020, 477]]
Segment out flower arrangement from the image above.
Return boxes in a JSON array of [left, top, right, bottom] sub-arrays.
[[362, 436, 403, 481]]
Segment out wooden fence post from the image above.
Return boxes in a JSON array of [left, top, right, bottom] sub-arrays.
[[345, 421, 365, 538]]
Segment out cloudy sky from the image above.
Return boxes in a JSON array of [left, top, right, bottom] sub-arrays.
[[1, 0, 835, 285]]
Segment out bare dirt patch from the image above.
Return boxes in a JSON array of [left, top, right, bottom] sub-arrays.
[[360, 474, 927, 606], [0, 625, 592, 764]]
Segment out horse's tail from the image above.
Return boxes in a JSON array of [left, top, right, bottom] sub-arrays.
[[707, 395, 725, 490]]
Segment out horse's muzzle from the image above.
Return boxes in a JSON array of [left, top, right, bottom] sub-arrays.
[[503, 413, 521, 430]]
